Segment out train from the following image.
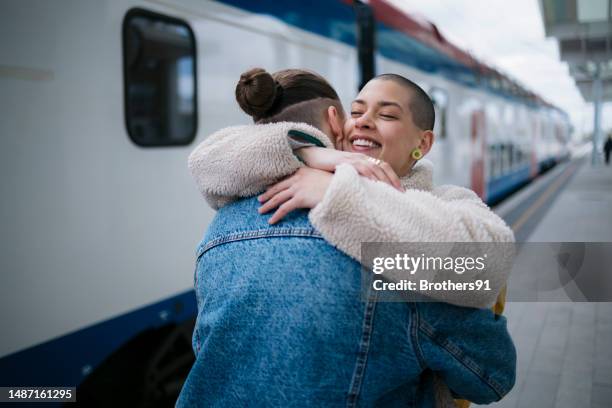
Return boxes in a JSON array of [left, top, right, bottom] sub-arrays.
[[0, 0, 570, 404]]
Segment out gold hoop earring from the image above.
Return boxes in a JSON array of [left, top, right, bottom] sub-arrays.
[[411, 148, 423, 160]]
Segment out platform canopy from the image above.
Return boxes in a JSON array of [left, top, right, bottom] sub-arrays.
[[539, 0, 612, 102]]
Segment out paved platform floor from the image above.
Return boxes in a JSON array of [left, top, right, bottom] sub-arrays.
[[477, 161, 612, 408]]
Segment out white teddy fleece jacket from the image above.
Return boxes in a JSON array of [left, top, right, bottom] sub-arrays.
[[188, 122, 515, 309]]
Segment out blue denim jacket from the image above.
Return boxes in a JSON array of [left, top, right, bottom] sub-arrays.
[[176, 197, 516, 407]]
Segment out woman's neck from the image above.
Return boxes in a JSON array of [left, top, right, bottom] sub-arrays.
[[396, 160, 415, 178]]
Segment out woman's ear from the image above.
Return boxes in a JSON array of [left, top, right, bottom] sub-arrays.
[[326, 106, 344, 143], [419, 130, 435, 155]]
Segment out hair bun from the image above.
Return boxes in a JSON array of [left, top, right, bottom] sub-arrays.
[[235, 68, 278, 119]]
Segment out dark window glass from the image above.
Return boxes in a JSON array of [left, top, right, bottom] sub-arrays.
[[489, 145, 498, 178], [508, 143, 514, 168], [123, 9, 197, 146]]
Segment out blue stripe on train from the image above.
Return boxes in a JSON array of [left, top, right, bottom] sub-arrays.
[[218, 0, 476, 83], [487, 165, 532, 204], [216, 0, 537, 107], [0, 290, 196, 387]]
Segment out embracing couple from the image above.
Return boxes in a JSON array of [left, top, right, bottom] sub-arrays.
[[176, 68, 516, 407]]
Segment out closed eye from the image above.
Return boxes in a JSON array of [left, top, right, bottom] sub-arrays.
[[351, 111, 363, 116]]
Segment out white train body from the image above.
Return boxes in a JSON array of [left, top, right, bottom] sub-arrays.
[[0, 0, 569, 397]]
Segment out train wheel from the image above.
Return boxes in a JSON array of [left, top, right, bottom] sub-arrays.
[[71, 318, 195, 407]]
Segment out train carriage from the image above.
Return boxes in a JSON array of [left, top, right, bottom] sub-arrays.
[[0, 0, 570, 403]]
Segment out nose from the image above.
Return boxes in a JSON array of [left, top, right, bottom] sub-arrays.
[[354, 110, 374, 129]]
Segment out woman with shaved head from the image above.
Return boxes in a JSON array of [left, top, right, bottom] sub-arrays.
[[183, 68, 516, 408]]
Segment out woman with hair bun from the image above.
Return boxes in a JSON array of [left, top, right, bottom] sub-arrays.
[[235, 68, 340, 122]]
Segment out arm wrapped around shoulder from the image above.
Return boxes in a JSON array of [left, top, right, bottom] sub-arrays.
[[187, 122, 333, 209], [432, 184, 515, 243], [309, 164, 515, 308]]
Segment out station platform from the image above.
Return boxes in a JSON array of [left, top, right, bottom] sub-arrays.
[[477, 159, 612, 408]]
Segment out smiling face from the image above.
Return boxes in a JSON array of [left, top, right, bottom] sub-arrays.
[[341, 78, 433, 177]]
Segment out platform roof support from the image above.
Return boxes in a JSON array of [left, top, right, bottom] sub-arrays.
[[539, 0, 612, 164]]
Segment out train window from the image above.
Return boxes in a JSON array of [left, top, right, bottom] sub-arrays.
[[488, 145, 498, 178], [490, 77, 500, 90], [123, 9, 197, 147], [429, 88, 448, 139], [507, 143, 514, 169]]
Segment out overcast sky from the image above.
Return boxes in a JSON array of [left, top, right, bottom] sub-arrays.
[[388, 0, 610, 137]]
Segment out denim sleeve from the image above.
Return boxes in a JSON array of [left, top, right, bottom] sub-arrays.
[[414, 303, 517, 404]]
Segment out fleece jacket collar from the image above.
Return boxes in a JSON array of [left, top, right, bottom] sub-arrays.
[[401, 159, 434, 192]]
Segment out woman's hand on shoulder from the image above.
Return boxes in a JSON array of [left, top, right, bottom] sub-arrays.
[[257, 167, 333, 224], [297, 147, 403, 191]]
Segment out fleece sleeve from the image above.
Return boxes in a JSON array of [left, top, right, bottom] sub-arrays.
[[308, 164, 515, 308], [187, 122, 333, 209]]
